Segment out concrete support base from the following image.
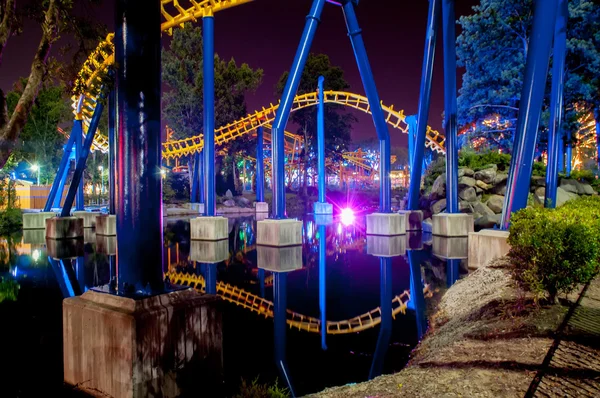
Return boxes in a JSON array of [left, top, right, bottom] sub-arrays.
[[96, 214, 116, 236], [190, 240, 229, 263], [257, 245, 303, 272], [96, 236, 116, 255], [190, 202, 205, 214], [63, 289, 223, 398], [190, 216, 228, 241], [255, 212, 269, 222], [432, 213, 474, 237], [47, 238, 84, 259], [22, 229, 45, 245], [46, 217, 83, 240], [313, 202, 333, 215], [73, 211, 97, 228], [398, 210, 423, 231], [23, 211, 56, 230], [432, 237, 468, 259], [366, 213, 406, 236], [367, 235, 406, 257], [257, 219, 302, 247], [255, 202, 269, 213], [468, 229, 510, 269]]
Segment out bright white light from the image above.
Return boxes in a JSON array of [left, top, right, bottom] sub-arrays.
[[98, 165, 104, 171], [30, 164, 39, 172], [340, 208, 355, 226], [32, 249, 40, 262], [160, 169, 167, 177]]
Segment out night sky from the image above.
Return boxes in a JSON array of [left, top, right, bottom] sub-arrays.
[[0, 0, 479, 147]]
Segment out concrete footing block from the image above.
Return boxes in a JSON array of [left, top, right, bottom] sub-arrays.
[[96, 214, 116, 236], [63, 290, 223, 398], [432, 236, 468, 259], [432, 213, 473, 237], [47, 238, 84, 259], [73, 211, 97, 228], [313, 202, 333, 215], [46, 217, 84, 239], [257, 245, 303, 272], [190, 202, 205, 214], [22, 229, 45, 245], [23, 211, 56, 230], [190, 216, 228, 241], [366, 213, 406, 236], [468, 229, 510, 269], [398, 210, 423, 231], [255, 202, 269, 213], [257, 219, 302, 246], [190, 240, 229, 263], [367, 235, 406, 257], [96, 236, 116, 256], [255, 212, 269, 221]]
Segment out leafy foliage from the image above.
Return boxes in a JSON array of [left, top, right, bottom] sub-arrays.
[[233, 377, 289, 398], [163, 173, 190, 204], [458, 149, 512, 172], [0, 276, 19, 303]]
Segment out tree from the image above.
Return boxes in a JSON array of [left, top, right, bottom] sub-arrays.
[[276, 53, 356, 195]]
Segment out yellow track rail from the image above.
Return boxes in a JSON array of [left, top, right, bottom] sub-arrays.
[[168, 271, 433, 335]]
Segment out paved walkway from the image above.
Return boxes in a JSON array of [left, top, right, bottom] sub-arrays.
[[529, 279, 600, 397]]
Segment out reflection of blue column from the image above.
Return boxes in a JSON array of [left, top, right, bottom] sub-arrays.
[[205, 263, 217, 295], [108, 88, 116, 214], [318, 224, 327, 350], [256, 126, 264, 202], [274, 272, 295, 396], [343, 1, 391, 213], [258, 268, 265, 298], [501, 0, 558, 228], [76, 256, 86, 292], [317, 76, 326, 204], [369, 257, 392, 380], [408, 251, 427, 340], [203, 15, 216, 216], [74, 122, 85, 211], [446, 258, 460, 287], [408, 0, 441, 210], [46, 127, 77, 211], [48, 257, 81, 298], [109, 255, 116, 292]]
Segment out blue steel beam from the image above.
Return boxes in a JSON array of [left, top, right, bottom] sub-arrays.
[[442, 0, 459, 213], [342, 1, 392, 213], [191, 152, 200, 202], [271, 0, 326, 218], [108, 88, 116, 214], [317, 76, 327, 204], [205, 263, 217, 295], [545, 0, 568, 208], [45, 127, 77, 211], [566, 136, 572, 177], [408, 0, 441, 211], [199, 150, 205, 204], [501, 0, 559, 229], [369, 257, 392, 379], [318, 224, 327, 351], [203, 15, 216, 216], [406, 115, 416, 172], [596, 109, 600, 174], [256, 126, 265, 202], [446, 258, 460, 287], [74, 121, 85, 211]]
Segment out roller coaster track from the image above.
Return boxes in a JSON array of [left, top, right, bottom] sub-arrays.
[[167, 271, 433, 335]]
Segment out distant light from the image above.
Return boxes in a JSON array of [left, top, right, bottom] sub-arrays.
[[32, 249, 40, 262], [160, 169, 167, 177], [30, 164, 39, 172], [340, 208, 355, 226], [98, 165, 104, 171]]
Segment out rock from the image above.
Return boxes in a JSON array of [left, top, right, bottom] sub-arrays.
[[556, 187, 578, 207], [431, 198, 447, 214], [534, 186, 545, 198], [236, 196, 251, 207], [491, 182, 507, 196], [582, 183, 595, 195], [459, 201, 473, 213], [475, 186, 483, 194], [560, 178, 583, 194], [431, 174, 446, 198], [494, 173, 508, 185], [458, 176, 477, 188], [473, 201, 495, 216], [225, 189, 234, 199], [479, 164, 498, 172], [486, 195, 505, 214], [475, 180, 492, 190], [475, 214, 501, 229], [223, 199, 236, 207], [459, 186, 477, 202], [534, 194, 545, 206], [474, 167, 496, 184], [459, 167, 474, 177], [531, 176, 546, 187]]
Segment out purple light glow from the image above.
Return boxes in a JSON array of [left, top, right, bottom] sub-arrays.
[[341, 208, 355, 226]]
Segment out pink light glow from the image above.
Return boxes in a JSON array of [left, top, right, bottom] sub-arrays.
[[340, 208, 355, 226]]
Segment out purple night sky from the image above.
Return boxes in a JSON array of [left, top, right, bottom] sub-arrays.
[[0, 0, 478, 147]]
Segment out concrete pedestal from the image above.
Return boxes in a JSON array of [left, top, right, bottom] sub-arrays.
[[398, 210, 423, 231], [432, 213, 473, 237], [367, 235, 406, 257], [23, 211, 56, 229], [47, 238, 84, 259], [190, 240, 229, 263], [255, 212, 269, 221], [96, 214, 117, 236], [366, 213, 406, 236], [22, 229, 45, 245], [46, 217, 84, 239], [96, 236, 117, 255], [432, 236, 468, 259], [73, 211, 98, 228], [63, 289, 223, 398], [257, 245, 303, 272], [190, 202, 205, 214], [313, 202, 333, 215], [190, 216, 228, 241], [255, 202, 269, 213], [257, 219, 302, 247], [468, 229, 510, 269]]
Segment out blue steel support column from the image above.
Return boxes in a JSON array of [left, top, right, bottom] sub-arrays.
[[566, 136, 572, 177], [545, 0, 568, 208], [74, 122, 85, 211], [199, 150, 205, 204], [406, 115, 416, 172], [342, 1, 392, 213], [446, 258, 460, 287], [595, 109, 600, 173], [115, 0, 164, 294], [191, 153, 200, 202], [108, 88, 116, 214], [52, 157, 70, 209], [258, 268, 265, 298], [317, 76, 327, 204], [256, 126, 265, 202], [203, 15, 216, 216], [205, 263, 217, 295], [558, 140, 564, 173], [369, 257, 392, 379], [271, 0, 326, 218], [408, 0, 441, 210], [442, 0, 459, 213], [500, 0, 559, 229], [318, 224, 327, 351], [45, 129, 77, 211]]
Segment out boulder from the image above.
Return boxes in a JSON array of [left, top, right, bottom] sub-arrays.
[[225, 189, 234, 199], [474, 214, 501, 230], [459, 186, 477, 202], [236, 196, 251, 207], [472, 201, 495, 216], [475, 186, 483, 194], [560, 178, 582, 194], [531, 176, 546, 187], [486, 195, 505, 214], [458, 176, 477, 188], [480, 164, 498, 172], [431, 174, 446, 198], [431, 198, 447, 214], [474, 167, 496, 184], [458, 167, 474, 177], [476, 180, 492, 190], [533, 194, 545, 206], [459, 200, 473, 213], [556, 187, 579, 207], [534, 186, 545, 198], [491, 182, 507, 196], [494, 173, 508, 185], [223, 199, 236, 207], [582, 183, 595, 195]]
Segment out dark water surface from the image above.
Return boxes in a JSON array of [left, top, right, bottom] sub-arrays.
[[0, 215, 467, 397]]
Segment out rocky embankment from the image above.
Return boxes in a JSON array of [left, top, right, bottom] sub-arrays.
[[423, 165, 597, 229]]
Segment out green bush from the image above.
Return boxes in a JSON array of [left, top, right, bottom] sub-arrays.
[[233, 377, 289, 398], [532, 161, 546, 177], [508, 197, 600, 302], [458, 149, 512, 172], [422, 157, 446, 193], [0, 208, 22, 235], [0, 277, 19, 303], [163, 173, 190, 203], [569, 169, 596, 184]]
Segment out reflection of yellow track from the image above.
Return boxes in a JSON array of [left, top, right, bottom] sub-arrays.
[[168, 271, 433, 335]]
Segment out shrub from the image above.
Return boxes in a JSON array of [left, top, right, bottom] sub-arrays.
[[163, 173, 190, 203], [508, 198, 600, 302], [532, 161, 546, 177], [569, 169, 596, 184], [458, 150, 512, 172], [422, 157, 446, 193], [233, 377, 289, 398], [0, 208, 22, 235]]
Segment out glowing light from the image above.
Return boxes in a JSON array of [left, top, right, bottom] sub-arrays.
[[32, 249, 40, 262], [340, 208, 355, 226], [30, 164, 39, 172]]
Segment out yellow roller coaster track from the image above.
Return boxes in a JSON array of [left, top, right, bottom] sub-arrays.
[[168, 271, 434, 335]]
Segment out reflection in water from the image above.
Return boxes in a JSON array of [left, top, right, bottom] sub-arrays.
[[446, 258, 461, 287], [408, 250, 427, 340], [369, 257, 393, 380], [318, 223, 327, 351], [273, 272, 295, 397]]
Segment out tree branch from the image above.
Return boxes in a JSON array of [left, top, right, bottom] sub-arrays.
[[0, 0, 16, 64]]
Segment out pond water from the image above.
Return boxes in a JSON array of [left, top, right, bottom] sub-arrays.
[[0, 214, 468, 397]]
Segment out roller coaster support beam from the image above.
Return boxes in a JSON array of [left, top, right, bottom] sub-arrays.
[[545, 0, 568, 209], [343, 1, 391, 213], [61, 90, 107, 217], [442, 0, 458, 214], [45, 126, 77, 211], [408, 250, 427, 340], [314, 76, 333, 215], [501, 0, 558, 229], [271, 0, 326, 218], [199, 150, 205, 204], [446, 258, 460, 287], [191, 152, 200, 202], [108, 88, 116, 215], [114, 0, 164, 293], [256, 126, 265, 202], [566, 133, 572, 177], [319, 224, 327, 351], [558, 138, 564, 173], [274, 272, 295, 396], [369, 257, 392, 379], [74, 119, 85, 211], [203, 15, 216, 216], [408, 0, 441, 211], [595, 109, 600, 174], [205, 263, 217, 295]]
